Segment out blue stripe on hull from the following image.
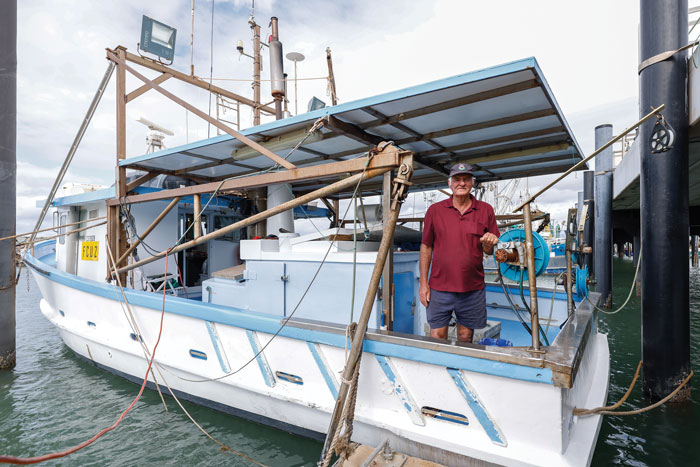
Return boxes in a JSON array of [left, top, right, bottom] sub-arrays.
[[25, 241, 553, 385]]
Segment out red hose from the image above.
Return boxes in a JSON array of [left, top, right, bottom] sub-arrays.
[[0, 253, 171, 464]]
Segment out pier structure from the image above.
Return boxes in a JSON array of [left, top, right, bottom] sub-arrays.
[[0, 0, 16, 370], [612, 0, 692, 400], [583, 170, 595, 276]]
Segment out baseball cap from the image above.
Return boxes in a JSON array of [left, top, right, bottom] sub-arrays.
[[449, 163, 474, 178]]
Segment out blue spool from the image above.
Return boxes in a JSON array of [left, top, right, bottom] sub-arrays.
[[576, 265, 589, 300], [498, 229, 550, 282]]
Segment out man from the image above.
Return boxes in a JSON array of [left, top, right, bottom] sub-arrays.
[[419, 163, 499, 343]]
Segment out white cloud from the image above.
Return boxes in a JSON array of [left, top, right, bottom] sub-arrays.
[[14, 0, 696, 233]]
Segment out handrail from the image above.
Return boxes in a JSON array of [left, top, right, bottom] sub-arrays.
[[513, 104, 666, 211]]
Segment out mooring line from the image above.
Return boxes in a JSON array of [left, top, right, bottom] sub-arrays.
[[574, 361, 694, 417], [105, 242, 268, 466]]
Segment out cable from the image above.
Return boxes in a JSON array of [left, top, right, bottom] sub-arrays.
[[496, 267, 532, 335], [518, 269, 550, 346], [176, 153, 373, 383], [586, 250, 642, 315], [0, 255, 170, 465], [206, 0, 215, 138], [545, 272, 565, 335]]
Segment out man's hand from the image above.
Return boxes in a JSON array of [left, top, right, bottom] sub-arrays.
[[419, 283, 431, 308], [480, 232, 499, 254]]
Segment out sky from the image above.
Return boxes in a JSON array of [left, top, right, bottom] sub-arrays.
[[13, 0, 700, 234]]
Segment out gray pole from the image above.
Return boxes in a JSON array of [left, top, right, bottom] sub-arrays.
[[594, 125, 613, 308], [640, 0, 690, 400], [583, 170, 595, 275], [0, 0, 17, 370], [577, 191, 584, 225], [692, 235, 698, 267]]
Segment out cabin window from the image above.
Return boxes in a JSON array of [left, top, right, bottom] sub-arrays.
[[78, 209, 88, 239], [58, 213, 67, 244], [213, 215, 241, 242]]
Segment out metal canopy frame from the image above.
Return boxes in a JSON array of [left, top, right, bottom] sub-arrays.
[[116, 56, 586, 202]]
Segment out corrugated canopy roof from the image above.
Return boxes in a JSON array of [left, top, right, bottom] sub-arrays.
[[121, 57, 585, 197]]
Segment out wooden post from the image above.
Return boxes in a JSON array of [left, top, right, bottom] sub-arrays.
[[193, 194, 202, 238], [333, 199, 340, 228], [382, 171, 394, 330], [112, 45, 128, 284], [326, 47, 338, 105], [523, 203, 541, 351]]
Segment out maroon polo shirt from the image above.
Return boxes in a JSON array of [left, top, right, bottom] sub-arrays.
[[422, 195, 499, 292]]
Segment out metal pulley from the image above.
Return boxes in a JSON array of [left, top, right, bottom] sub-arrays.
[[495, 229, 550, 282], [649, 115, 675, 154]]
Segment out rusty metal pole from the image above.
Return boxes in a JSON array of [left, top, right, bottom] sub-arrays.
[[381, 171, 394, 330], [320, 154, 412, 464], [522, 203, 541, 351], [251, 20, 261, 126], [0, 0, 16, 370], [565, 244, 574, 315]]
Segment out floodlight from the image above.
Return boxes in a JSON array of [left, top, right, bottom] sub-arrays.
[[140, 16, 177, 62], [307, 96, 327, 112]]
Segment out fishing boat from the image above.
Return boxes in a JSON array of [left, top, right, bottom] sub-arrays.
[[24, 24, 610, 465]]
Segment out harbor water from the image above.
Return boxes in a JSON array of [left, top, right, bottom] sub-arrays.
[[1, 259, 699, 466]]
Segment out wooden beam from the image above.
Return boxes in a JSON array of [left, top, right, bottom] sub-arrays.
[[107, 149, 403, 206], [126, 172, 158, 192], [126, 72, 172, 103], [107, 49, 297, 170], [358, 79, 539, 130], [122, 49, 276, 115], [113, 166, 395, 276]]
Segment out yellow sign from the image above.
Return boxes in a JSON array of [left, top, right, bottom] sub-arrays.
[[81, 241, 99, 261]]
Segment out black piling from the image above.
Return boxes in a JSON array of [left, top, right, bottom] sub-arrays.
[[583, 170, 595, 276], [0, 0, 17, 370], [639, 0, 691, 400], [594, 125, 613, 308]]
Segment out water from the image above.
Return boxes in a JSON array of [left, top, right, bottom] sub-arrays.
[[1, 263, 698, 466]]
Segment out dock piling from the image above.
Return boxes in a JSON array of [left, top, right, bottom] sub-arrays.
[[594, 125, 613, 307], [0, 0, 16, 370], [639, 0, 691, 400]]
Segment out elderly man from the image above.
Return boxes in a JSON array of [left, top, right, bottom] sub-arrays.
[[419, 163, 500, 342]]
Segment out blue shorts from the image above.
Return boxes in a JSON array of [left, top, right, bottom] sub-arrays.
[[426, 288, 487, 330]]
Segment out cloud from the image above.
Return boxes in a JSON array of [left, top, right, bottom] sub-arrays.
[[15, 0, 694, 234]]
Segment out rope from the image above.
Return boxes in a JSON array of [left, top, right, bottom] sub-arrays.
[[321, 343, 361, 467], [545, 272, 565, 335], [0, 254, 170, 465], [0, 216, 106, 242], [586, 250, 642, 315], [175, 152, 373, 383], [574, 361, 693, 417], [105, 240, 267, 466]]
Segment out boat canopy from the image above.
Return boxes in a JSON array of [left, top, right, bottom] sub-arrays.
[[120, 57, 585, 198]]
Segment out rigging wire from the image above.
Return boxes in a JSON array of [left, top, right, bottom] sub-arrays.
[[206, 0, 215, 138]]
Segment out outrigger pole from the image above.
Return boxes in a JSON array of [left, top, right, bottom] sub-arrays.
[[320, 152, 414, 465]]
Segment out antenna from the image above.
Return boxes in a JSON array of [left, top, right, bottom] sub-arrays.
[[136, 116, 174, 153]]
